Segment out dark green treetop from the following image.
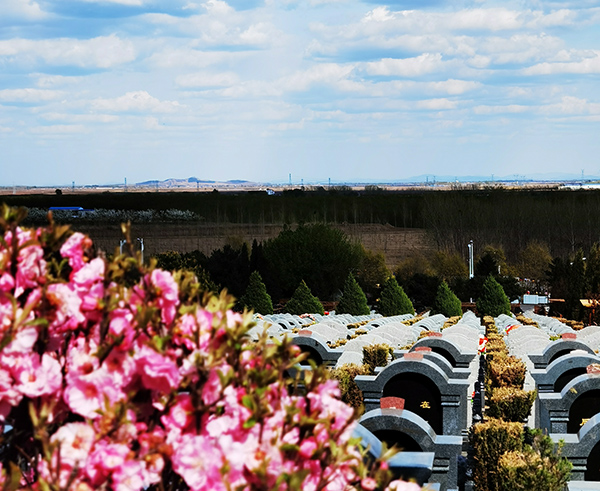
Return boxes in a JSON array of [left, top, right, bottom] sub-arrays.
[[377, 277, 414, 316], [284, 280, 324, 315], [477, 275, 511, 317], [432, 281, 462, 317], [336, 273, 370, 316], [239, 271, 273, 315]]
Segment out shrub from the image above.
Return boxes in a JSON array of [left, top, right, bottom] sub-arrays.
[[431, 281, 462, 317], [486, 388, 537, 422], [498, 430, 572, 491], [0, 205, 414, 491], [470, 418, 524, 491], [284, 280, 325, 315], [477, 275, 511, 317], [487, 355, 526, 389], [239, 270, 274, 314], [329, 364, 370, 414], [377, 277, 414, 316], [337, 273, 370, 316], [362, 344, 394, 374]]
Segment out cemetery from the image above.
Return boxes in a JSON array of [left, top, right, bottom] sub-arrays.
[[245, 307, 600, 491]]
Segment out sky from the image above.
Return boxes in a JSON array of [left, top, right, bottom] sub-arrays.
[[1, 0, 600, 186]]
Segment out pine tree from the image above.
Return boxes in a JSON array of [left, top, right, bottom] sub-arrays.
[[336, 273, 370, 315], [284, 280, 324, 315], [239, 271, 273, 315], [432, 281, 462, 317], [477, 275, 511, 317], [377, 277, 414, 316]]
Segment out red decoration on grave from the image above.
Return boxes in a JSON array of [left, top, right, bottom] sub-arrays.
[[298, 330, 312, 336], [404, 352, 424, 361], [562, 333, 577, 340], [427, 332, 443, 338], [415, 347, 432, 352], [587, 364, 600, 375], [380, 397, 405, 410]]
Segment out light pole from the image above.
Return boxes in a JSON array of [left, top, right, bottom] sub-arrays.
[[468, 240, 474, 279], [119, 239, 126, 255], [137, 238, 144, 264]]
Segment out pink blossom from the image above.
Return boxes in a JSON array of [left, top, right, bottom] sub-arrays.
[[135, 344, 181, 393], [64, 370, 122, 419], [86, 442, 130, 485], [47, 283, 86, 333], [72, 257, 104, 289], [385, 480, 422, 491], [15, 244, 45, 297], [0, 272, 14, 292], [171, 434, 227, 491], [149, 269, 179, 325], [50, 422, 95, 468], [60, 232, 91, 272], [13, 353, 62, 398], [4, 325, 38, 354], [299, 438, 318, 459], [361, 477, 378, 491], [160, 393, 193, 433]]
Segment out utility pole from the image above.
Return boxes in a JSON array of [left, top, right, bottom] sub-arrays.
[[137, 238, 144, 264], [468, 240, 474, 279]]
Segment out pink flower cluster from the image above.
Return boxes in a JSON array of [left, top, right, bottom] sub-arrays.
[[0, 212, 420, 491]]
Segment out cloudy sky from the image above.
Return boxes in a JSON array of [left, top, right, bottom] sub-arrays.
[[1, 0, 600, 186]]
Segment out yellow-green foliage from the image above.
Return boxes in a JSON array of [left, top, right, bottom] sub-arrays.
[[557, 318, 584, 331], [486, 334, 509, 356], [486, 387, 537, 422], [442, 316, 461, 330], [401, 315, 424, 326], [362, 344, 393, 374], [329, 364, 370, 415], [498, 430, 572, 491], [483, 315, 498, 331], [515, 314, 538, 327], [470, 418, 524, 491], [487, 355, 526, 389]]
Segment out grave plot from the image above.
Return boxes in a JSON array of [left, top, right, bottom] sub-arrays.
[[538, 368, 600, 434], [355, 352, 470, 436], [360, 407, 462, 491]]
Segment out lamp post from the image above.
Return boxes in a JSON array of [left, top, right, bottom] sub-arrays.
[[137, 238, 144, 264], [468, 240, 474, 279]]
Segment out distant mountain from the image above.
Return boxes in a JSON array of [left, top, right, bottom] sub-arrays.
[[398, 172, 600, 183]]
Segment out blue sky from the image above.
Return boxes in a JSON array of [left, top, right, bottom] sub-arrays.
[[1, 0, 600, 186]]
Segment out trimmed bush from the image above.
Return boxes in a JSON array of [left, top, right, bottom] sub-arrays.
[[329, 364, 370, 414], [377, 277, 414, 316], [363, 343, 394, 374], [498, 430, 572, 491], [239, 270, 274, 315], [487, 387, 537, 422], [470, 418, 524, 491], [487, 355, 526, 389], [477, 275, 511, 317], [284, 280, 325, 315], [336, 273, 370, 316], [432, 280, 463, 317]]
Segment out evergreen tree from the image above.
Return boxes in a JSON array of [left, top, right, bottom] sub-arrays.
[[432, 281, 462, 317], [377, 277, 414, 316], [240, 271, 273, 315], [284, 280, 324, 315], [477, 275, 511, 317], [336, 273, 370, 315]]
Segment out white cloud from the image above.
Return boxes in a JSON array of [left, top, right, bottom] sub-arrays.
[[90, 91, 184, 113], [542, 96, 600, 115], [0, 35, 135, 68], [0, 88, 62, 102], [148, 47, 239, 69], [72, 0, 145, 5], [176, 71, 239, 88], [3, 0, 46, 20], [523, 51, 600, 74], [363, 54, 444, 77], [473, 105, 529, 114], [42, 113, 120, 123], [30, 124, 87, 134], [283, 63, 358, 92], [416, 98, 457, 110], [427, 79, 481, 94]]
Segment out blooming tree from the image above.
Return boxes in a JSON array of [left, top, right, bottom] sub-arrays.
[[0, 206, 420, 491]]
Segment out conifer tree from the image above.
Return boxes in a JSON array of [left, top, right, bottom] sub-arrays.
[[432, 281, 462, 317], [336, 273, 370, 315], [477, 275, 511, 317], [239, 271, 273, 315], [284, 280, 324, 315], [377, 277, 414, 316]]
